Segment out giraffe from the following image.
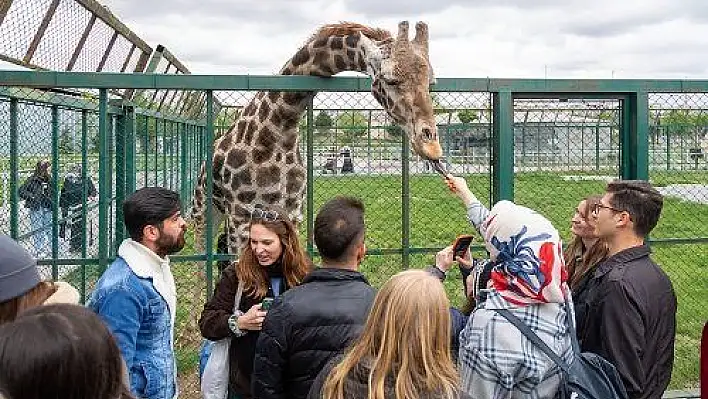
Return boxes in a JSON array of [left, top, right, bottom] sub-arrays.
[[190, 21, 443, 257]]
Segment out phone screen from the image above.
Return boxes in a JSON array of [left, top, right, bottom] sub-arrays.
[[453, 235, 474, 259], [261, 298, 274, 310]]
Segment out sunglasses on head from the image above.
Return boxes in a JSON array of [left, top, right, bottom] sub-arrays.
[[250, 205, 279, 222]]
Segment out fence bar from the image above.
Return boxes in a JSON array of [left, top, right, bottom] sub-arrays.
[[115, 109, 126, 251], [80, 109, 88, 303], [98, 89, 109, 272], [50, 105, 59, 279], [401, 125, 411, 269], [9, 98, 18, 239], [125, 106, 136, 194], [306, 98, 315, 256], [205, 90, 215, 298], [493, 90, 514, 202], [180, 122, 187, 213]]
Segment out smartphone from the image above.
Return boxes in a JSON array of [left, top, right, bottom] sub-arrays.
[[452, 235, 474, 259], [261, 297, 274, 311]]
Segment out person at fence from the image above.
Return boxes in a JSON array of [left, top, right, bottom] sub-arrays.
[[577, 180, 676, 399], [252, 196, 377, 399], [307, 269, 473, 399], [18, 160, 54, 257], [0, 303, 135, 399], [563, 195, 609, 335], [0, 234, 79, 324], [444, 174, 574, 398], [199, 204, 312, 399], [88, 187, 186, 399], [59, 164, 97, 254]]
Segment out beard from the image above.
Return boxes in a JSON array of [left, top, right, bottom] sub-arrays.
[[155, 229, 186, 257]]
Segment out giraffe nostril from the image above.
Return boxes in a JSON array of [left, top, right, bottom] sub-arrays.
[[421, 127, 433, 141]]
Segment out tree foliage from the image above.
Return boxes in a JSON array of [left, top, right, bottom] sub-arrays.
[[457, 109, 479, 124]]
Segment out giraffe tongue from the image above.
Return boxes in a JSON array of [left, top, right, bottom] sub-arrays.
[[429, 159, 448, 177]]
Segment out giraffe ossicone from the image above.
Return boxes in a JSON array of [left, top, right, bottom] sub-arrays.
[[190, 20, 443, 257]]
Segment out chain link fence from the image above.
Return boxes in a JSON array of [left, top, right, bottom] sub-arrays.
[[0, 80, 705, 396]]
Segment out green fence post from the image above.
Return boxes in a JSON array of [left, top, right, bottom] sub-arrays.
[[666, 127, 671, 171], [114, 107, 126, 252], [180, 122, 187, 213], [125, 106, 136, 194], [306, 98, 315, 257], [205, 91, 215, 299], [162, 119, 167, 187], [9, 99, 19, 239], [51, 105, 59, 279], [98, 90, 109, 273], [80, 109, 88, 303], [620, 93, 649, 180], [492, 90, 514, 202], [401, 121, 411, 269]]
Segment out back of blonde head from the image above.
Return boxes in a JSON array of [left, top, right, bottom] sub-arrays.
[[322, 269, 459, 399]]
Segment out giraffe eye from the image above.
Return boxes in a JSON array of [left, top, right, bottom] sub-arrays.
[[382, 76, 401, 86]]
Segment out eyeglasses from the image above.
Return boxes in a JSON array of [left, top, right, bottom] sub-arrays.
[[250, 205, 279, 222], [591, 202, 623, 216]]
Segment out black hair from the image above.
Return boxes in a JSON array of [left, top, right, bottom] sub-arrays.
[[314, 196, 365, 262], [606, 180, 663, 237], [123, 187, 181, 242]]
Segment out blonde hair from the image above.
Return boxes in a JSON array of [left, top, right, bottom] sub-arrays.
[[322, 270, 460, 399]]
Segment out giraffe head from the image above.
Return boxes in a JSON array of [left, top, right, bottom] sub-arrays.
[[370, 21, 442, 161]]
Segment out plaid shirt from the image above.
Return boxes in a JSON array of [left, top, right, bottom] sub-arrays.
[[458, 290, 574, 399]]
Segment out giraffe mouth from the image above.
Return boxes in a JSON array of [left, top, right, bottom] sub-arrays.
[[429, 159, 448, 177]]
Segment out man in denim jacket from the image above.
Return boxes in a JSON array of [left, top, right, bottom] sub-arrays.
[[89, 187, 186, 399]]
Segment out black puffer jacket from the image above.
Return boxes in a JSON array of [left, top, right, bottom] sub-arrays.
[[252, 267, 376, 399]]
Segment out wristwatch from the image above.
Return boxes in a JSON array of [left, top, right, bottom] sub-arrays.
[[227, 310, 247, 337]]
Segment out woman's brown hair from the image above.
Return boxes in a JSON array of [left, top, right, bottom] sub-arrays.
[[564, 195, 609, 290], [322, 270, 460, 399], [235, 205, 311, 299], [0, 281, 57, 324]]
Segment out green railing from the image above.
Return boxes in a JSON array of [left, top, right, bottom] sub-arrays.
[[0, 71, 705, 394]]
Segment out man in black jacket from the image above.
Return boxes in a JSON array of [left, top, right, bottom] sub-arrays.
[[579, 180, 676, 399], [252, 196, 376, 399]]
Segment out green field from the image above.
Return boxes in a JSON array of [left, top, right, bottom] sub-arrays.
[[62, 170, 706, 391]]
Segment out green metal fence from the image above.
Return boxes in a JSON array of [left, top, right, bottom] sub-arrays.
[[0, 71, 705, 395]]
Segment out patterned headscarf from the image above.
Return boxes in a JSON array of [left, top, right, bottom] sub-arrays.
[[480, 201, 567, 306]]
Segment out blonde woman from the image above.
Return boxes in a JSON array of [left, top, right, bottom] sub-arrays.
[[307, 270, 472, 399]]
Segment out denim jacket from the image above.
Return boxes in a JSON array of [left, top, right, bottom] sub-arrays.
[[88, 239, 177, 399]]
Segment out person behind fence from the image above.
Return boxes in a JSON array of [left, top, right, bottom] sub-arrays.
[[0, 234, 79, 325], [59, 164, 97, 253], [18, 160, 54, 257], [444, 175, 574, 398], [199, 204, 313, 399], [0, 303, 135, 399], [577, 180, 676, 399], [88, 187, 186, 399], [563, 195, 609, 332], [307, 269, 473, 399], [252, 196, 377, 399]]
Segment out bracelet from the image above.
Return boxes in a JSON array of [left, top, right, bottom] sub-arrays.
[[227, 310, 247, 337]]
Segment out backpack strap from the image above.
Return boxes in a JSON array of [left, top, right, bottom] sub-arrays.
[[494, 308, 571, 375], [562, 298, 582, 355]]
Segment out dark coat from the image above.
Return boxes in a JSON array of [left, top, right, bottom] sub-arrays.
[[59, 174, 96, 209], [198, 264, 290, 399], [575, 245, 677, 399], [307, 355, 474, 399], [18, 175, 53, 210], [252, 267, 377, 399]]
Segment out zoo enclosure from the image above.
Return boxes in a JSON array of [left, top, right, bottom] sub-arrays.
[[0, 71, 706, 393]]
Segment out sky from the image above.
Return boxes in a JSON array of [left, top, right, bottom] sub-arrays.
[[87, 0, 708, 80]]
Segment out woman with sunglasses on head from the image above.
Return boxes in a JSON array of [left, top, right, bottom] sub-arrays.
[[199, 204, 313, 399]]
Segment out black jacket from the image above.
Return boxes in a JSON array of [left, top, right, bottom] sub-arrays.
[[18, 175, 53, 210], [59, 174, 96, 209], [252, 267, 376, 399], [199, 264, 291, 399], [575, 245, 676, 399]]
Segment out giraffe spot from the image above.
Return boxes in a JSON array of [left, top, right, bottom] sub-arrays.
[[281, 65, 293, 75], [235, 120, 246, 142], [357, 57, 367, 72], [292, 47, 310, 67], [334, 55, 347, 71], [223, 168, 232, 182], [286, 167, 305, 194], [313, 50, 328, 66], [313, 37, 328, 48], [345, 34, 360, 48], [346, 50, 355, 61], [275, 153, 283, 162], [267, 92, 281, 104], [282, 133, 297, 151], [243, 102, 257, 117], [213, 153, 225, 176], [330, 37, 344, 50], [256, 165, 281, 187], [317, 65, 334, 76], [285, 197, 299, 211], [286, 153, 295, 164], [283, 92, 303, 106], [296, 151, 302, 164], [257, 125, 277, 149], [218, 135, 232, 151], [258, 101, 271, 123], [270, 109, 283, 127], [237, 191, 257, 203], [232, 169, 252, 187], [244, 121, 256, 144], [261, 192, 282, 204], [253, 147, 273, 164], [226, 149, 248, 170]]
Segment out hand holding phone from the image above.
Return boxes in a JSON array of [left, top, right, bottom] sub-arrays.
[[452, 235, 474, 260]]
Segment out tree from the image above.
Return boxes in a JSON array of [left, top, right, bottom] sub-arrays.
[[457, 109, 479, 124], [315, 111, 333, 136], [336, 111, 368, 143], [660, 110, 708, 136], [58, 127, 74, 154]]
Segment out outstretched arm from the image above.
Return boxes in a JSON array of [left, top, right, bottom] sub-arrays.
[[445, 175, 490, 235]]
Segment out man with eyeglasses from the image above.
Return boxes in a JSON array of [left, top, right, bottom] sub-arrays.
[[577, 180, 676, 399]]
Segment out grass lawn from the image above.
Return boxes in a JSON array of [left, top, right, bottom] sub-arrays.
[[62, 169, 706, 392]]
